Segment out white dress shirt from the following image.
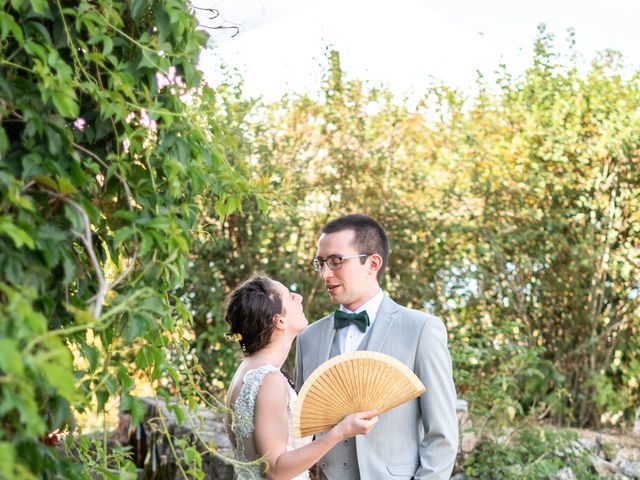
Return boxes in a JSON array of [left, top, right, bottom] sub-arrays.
[[338, 289, 384, 353]]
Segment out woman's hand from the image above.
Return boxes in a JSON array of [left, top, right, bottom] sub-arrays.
[[332, 410, 378, 440]]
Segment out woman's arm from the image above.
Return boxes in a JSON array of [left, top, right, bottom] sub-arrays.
[[254, 372, 377, 480]]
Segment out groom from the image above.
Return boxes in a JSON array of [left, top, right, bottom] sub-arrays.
[[295, 214, 458, 479]]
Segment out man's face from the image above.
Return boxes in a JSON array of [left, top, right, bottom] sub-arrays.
[[316, 229, 380, 311]]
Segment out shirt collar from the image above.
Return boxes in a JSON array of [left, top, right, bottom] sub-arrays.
[[340, 289, 384, 325]]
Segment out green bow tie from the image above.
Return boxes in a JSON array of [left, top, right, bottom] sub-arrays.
[[334, 310, 370, 333]]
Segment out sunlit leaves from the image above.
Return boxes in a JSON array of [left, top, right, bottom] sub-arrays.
[[185, 39, 639, 430], [0, 0, 253, 476]]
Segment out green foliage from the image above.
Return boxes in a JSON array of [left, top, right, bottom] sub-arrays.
[[0, 0, 253, 477], [186, 32, 640, 429], [463, 427, 599, 480], [450, 320, 566, 426]]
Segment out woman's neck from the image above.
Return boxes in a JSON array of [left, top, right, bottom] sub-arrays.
[[245, 335, 291, 368]]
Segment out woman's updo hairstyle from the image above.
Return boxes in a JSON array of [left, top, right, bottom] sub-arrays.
[[224, 275, 283, 355]]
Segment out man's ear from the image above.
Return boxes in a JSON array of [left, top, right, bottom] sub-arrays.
[[369, 254, 383, 275]]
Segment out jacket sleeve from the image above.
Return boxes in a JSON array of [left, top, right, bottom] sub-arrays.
[[413, 315, 459, 479]]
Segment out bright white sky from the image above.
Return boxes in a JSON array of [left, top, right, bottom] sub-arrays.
[[196, 0, 640, 102]]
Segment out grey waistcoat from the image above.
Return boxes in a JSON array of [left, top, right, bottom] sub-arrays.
[[318, 327, 373, 480]]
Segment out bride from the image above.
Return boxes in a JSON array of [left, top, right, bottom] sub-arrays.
[[223, 275, 378, 479]]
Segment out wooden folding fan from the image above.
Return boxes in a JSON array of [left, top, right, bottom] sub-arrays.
[[292, 351, 426, 438]]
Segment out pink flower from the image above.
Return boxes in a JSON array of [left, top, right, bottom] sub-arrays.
[[73, 117, 86, 131], [156, 72, 170, 91], [140, 109, 151, 127], [122, 138, 131, 153], [137, 110, 157, 132], [166, 66, 176, 82], [179, 88, 194, 103], [125, 112, 136, 123], [156, 66, 179, 92]]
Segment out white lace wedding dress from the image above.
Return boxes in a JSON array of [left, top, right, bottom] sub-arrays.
[[230, 364, 311, 479]]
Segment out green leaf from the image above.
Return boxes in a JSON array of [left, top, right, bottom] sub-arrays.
[[57, 177, 77, 195], [102, 35, 113, 56], [95, 389, 110, 413], [32, 175, 58, 190], [80, 343, 99, 371], [28, 0, 47, 14], [182, 446, 200, 466], [113, 210, 137, 222], [152, 4, 170, 42], [168, 403, 185, 425], [135, 347, 152, 369], [0, 218, 35, 249], [66, 304, 96, 324], [0, 443, 16, 479], [146, 217, 170, 230], [51, 89, 79, 118], [225, 196, 240, 215], [167, 366, 180, 385], [139, 232, 154, 256], [130, 397, 146, 423], [113, 226, 136, 246], [0, 12, 24, 45], [64, 204, 85, 232], [125, 314, 149, 342], [0, 339, 24, 375], [131, 0, 149, 20], [40, 362, 80, 402], [117, 365, 133, 391]]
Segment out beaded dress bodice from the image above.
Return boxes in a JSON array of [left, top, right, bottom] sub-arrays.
[[230, 365, 311, 479]]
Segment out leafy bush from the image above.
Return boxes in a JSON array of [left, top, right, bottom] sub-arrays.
[[463, 427, 599, 479], [450, 320, 566, 427], [0, 0, 253, 477], [185, 34, 640, 428]]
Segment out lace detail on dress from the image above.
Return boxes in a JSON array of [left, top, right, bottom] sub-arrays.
[[230, 365, 310, 480], [231, 364, 278, 479]]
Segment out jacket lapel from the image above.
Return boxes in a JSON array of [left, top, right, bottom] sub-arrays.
[[365, 296, 399, 352]]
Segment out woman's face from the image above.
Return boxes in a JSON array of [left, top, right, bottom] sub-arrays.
[[272, 280, 308, 334]]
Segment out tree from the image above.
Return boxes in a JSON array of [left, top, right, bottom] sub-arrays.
[[0, 0, 252, 477], [187, 37, 640, 428]]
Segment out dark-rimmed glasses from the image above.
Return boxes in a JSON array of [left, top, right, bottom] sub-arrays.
[[311, 254, 371, 272]]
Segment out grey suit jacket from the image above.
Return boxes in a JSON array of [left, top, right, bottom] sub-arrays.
[[295, 296, 458, 479]]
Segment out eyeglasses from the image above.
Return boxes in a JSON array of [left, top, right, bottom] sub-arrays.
[[311, 254, 371, 272]]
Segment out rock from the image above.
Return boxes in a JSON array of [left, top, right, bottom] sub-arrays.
[[456, 399, 477, 454], [613, 474, 632, 480], [456, 399, 469, 415], [616, 448, 640, 463], [590, 454, 621, 477], [617, 460, 640, 478], [634, 407, 640, 436], [550, 467, 576, 480]]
